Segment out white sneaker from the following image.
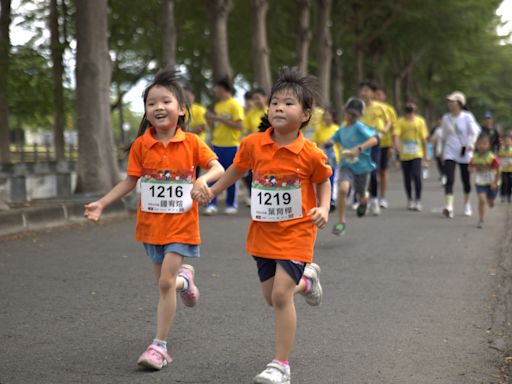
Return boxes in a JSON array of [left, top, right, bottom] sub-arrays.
[[253, 361, 291, 384], [302, 263, 322, 306], [379, 198, 388, 208], [203, 205, 218, 216], [442, 206, 454, 218], [351, 202, 359, 211], [414, 201, 423, 211], [464, 203, 472, 217], [369, 199, 380, 216], [224, 207, 238, 215], [407, 200, 416, 210]]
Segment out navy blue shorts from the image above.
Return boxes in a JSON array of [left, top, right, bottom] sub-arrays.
[[476, 185, 498, 201], [379, 147, 390, 170], [253, 256, 306, 285]]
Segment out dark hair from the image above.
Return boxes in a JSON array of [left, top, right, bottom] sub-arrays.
[[251, 88, 266, 97], [358, 80, 378, 92], [476, 132, 490, 143], [127, 69, 189, 151], [215, 77, 234, 94], [258, 66, 319, 131], [244, 90, 254, 100]]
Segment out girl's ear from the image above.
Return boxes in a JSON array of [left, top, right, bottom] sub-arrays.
[[302, 109, 312, 123], [178, 103, 187, 116]]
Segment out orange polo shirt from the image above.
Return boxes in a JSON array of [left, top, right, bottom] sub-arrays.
[[233, 127, 332, 263], [127, 127, 217, 245]]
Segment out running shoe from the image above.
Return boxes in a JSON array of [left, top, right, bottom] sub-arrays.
[[356, 201, 367, 217], [477, 220, 484, 229], [203, 205, 218, 216], [303, 263, 322, 306], [379, 198, 388, 208], [224, 207, 238, 215], [414, 201, 423, 212], [253, 360, 291, 384], [407, 200, 416, 210], [464, 203, 472, 217], [442, 206, 454, 218], [351, 202, 359, 211], [137, 344, 172, 370], [369, 199, 380, 216], [331, 222, 346, 236], [177, 264, 199, 307]]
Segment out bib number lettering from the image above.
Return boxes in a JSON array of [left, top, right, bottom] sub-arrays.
[[141, 179, 193, 213], [251, 187, 302, 222]]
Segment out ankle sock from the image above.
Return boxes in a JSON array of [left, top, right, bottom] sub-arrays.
[[302, 275, 312, 293], [273, 358, 289, 367], [179, 275, 189, 292], [152, 339, 167, 350]]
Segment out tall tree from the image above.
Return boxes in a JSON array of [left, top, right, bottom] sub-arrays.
[[49, 0, 66, 161], [315, 0, 333, 106], [296, 0, 311, 75], [0, 0, 11, 164], [207, 0, 233, 81], [162, 0, 176, 69], [75, 0, 119, 193], [250, 0, 271, 93]]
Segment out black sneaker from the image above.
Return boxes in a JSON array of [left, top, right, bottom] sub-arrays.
[[356, 202, 367, 217]]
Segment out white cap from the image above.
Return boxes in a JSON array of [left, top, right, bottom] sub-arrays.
[[446, 91, 466, 106]]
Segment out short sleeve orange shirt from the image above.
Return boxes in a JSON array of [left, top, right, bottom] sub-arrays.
[[127, 128, 217, 245], [233, 128, 332, 263]]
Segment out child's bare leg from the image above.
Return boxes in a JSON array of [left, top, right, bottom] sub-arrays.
[[153, 252, 183, 340], [337, 180, 350, 223], [271, 264, 297, 361], [478, 193, 486, 222]]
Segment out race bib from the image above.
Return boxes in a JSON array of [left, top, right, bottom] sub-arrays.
[[140, 176, 193, 214], [475, 171, 495, 185], [403, 140, 419, 155], [251, 174, 303, 222], [500, 157, 512, 166]]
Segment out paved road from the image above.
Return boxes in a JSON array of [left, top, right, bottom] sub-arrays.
[[1, 169, 511, 384]]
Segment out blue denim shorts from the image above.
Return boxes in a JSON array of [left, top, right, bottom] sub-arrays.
[[253, 256, 306, 285], [476, 185, 498, 201], [143, 243, 200, 264]]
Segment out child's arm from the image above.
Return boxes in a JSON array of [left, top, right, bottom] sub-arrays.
[[308, 179, 331, 229], [342, 136, 377, 160], [84, 176, 138, 221], [208, 164, 247, 201], [492, 159, 500, 190], [191, 159, 224, 202]]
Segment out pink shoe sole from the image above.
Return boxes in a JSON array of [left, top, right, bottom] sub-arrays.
[[178, 264, 199, 307]]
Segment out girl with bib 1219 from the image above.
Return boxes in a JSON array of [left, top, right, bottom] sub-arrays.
[[193, 67, 331, 384], [84, 70, 224, 371]]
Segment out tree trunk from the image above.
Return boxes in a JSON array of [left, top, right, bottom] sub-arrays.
[[50, 0, 66, 162], [393, 76, 402, 113], [207, 0, 233, 81], [250, 0, 271, 93], [162, 0, 176, 69], [296, 0, 311, 75], [332, 48, 344, 121], [315, 0, 332, 107], [356, 44, 364, 83], [75, 0, 119, 193], [0, 0, 11, 165]]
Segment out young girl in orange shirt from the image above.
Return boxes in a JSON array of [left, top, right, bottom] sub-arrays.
[[84, 70, 224, 370], [194, 67, 332, 384]]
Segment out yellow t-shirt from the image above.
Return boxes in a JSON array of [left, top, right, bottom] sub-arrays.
[[380, 102, 397, 148], [243, 107, 267, 135], [360, 101, 389, 141], [395, 115, 429, 161], [499, 146, 512, 173], [211, 97, 245, 147], [188, 103, 208, 142], [312, 121, 340, 162], [304, 107, 325, 140]]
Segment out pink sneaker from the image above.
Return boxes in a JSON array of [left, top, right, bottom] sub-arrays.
[[178, 264, 199, 307], [137, 344, 172, 370]]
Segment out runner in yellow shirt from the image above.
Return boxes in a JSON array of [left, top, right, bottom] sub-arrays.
[[359, 81, 391, 215], [375, 86, 397, 208], [313, 109, 340, 211], [184, 86, 208, 142], [204, 78, 245, 215], [393, 99, 429, 211]]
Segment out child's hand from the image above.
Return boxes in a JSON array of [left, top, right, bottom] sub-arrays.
[[308, 206, 329, 229], [191, 177, 212, 206], [84, 201, 104, 222]]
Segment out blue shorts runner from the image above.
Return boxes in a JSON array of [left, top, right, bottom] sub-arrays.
[[144, 242, 200, 264], [253, 256, 306, 285], [476, 185, 498, 201]]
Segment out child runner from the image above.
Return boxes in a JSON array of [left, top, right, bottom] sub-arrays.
[[329, 98, 377, 236], [84, 70, 224, 370], [469, 133, 500, 228], [313, 109, 340, 211], [194, 67, 331, 384], [393, 99, 429, 211], [499, 133, 512, 203]]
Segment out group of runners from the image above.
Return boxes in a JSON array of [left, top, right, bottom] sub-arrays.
[[83, 67, 511, 384]]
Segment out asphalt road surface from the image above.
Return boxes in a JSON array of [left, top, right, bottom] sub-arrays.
[[1, 169, 511, 383]]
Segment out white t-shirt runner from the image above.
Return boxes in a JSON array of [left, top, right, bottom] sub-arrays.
[[441, 111, 480, 163]]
